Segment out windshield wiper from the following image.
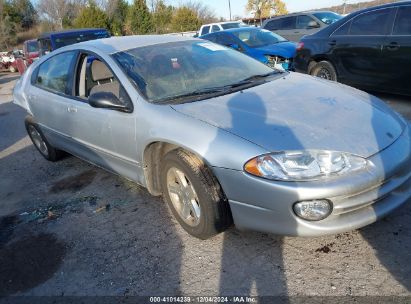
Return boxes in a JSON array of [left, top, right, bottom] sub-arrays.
[[155, 81, 260, 104], [241, 70, 282, 82], [154, 73, 280, 104]]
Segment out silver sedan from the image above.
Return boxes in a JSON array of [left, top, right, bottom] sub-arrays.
[[13, 35, 411, 239]]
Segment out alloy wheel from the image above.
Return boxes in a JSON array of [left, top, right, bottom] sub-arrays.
[[166, 167, 201, 227], [28, 125, 48, 156]]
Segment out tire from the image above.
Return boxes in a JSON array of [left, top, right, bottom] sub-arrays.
[[160, 149, 232, 239], [9, 65, 16, 73], [25, 116, 64, 162], [310, 60, 337, 81]]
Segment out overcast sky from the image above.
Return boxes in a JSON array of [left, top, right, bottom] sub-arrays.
[[169, 0, 377, 20]]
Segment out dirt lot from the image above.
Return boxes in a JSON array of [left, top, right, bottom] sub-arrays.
[[0, 72, 410, 298]]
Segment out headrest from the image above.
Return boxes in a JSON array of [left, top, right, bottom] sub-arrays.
[[91, 60, 113, 81]]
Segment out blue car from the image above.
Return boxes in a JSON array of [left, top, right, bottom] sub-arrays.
[[201, 27, 296, 71]]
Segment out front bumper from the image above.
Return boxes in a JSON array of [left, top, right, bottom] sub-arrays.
[[213, 125, 411, 237]]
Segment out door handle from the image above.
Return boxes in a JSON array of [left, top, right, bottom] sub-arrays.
[[328, 40, 337, 46], [386, 42, 400, 51], [294, 31, 300, 33], [67, 106, 78, 113]]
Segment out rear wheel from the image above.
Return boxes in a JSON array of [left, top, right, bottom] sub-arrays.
[[160, 149, 232, 239], [310, 60, 337, 81], [25, 117, 64, 162]]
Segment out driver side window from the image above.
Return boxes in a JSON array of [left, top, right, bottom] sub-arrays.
[[75, 53, 131, 107]]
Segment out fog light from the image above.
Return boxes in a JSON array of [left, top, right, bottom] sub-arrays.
[[293, 200, 332, 221]]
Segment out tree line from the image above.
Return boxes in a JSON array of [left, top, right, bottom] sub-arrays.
[[0, 0, 219, 49], [0, 0, 289, 49]]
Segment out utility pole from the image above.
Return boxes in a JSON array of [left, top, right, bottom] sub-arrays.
[[343, 0, 347, 14], [228, 0, 232, 21]]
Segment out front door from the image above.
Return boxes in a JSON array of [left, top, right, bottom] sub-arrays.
[[330, 8, 395, 89], [381, 6, 411, 95], [67, 52, 139, 180]]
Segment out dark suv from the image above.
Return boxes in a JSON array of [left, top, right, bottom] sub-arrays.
[[38, 28, 110, 56], [294, 2, 411, 96]]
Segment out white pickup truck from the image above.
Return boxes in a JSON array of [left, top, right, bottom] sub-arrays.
[[198, 21, 248, 37]]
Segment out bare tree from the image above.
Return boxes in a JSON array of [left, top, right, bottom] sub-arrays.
[[37, 0, 86, 29], [182, 0, 217, 24]]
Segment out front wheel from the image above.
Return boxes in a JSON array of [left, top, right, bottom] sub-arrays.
[[160, 149, 232, 239], [310, 60, 337, 81]]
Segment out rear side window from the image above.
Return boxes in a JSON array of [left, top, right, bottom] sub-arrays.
[[279, 16, 297, 30], [216, 33, 238, 47], [350, 8, 392, 35], [204, 34, 218, 43], [200, 26, 210, 36], [393, 6, 411, 35], [297, 15, 315, 29], [35, 51, 76, 94], [265, 19, 281, 31], [39, 38, 52, 56], [211, 25, 221, 32]]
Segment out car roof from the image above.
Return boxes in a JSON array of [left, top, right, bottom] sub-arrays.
[[225, 27, 261, 32], [62, 35, 199, 54], [202, 26, 259, 37], [266, 10, 336, 19], [305, 0, 411, 38], [202, 21, 242, 27], [38, 28, 108, 39]]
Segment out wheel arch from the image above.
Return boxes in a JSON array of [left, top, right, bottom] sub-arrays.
[[308, 55, 333, 73], [143, 141, 213, 196]]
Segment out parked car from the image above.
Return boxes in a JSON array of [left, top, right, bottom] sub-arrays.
[[294, 2, 411, 96], [201, 27, 296, 71], [198, 21, 248, 37], [262, 11, 342, 41], [38, 28, 110, 56], [15, 39, 39, 75], [13, 35, 411, 239]]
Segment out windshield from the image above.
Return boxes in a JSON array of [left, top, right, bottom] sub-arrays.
[[221, 22, 247, 29], [27, 41, 39, 53], [53, 31, 110, 49], [113, 40, 276, 104], [232, 29, 287, 48], [313, 12, 342, 25]]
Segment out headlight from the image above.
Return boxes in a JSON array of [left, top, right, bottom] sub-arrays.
[[244, 150, 368, 181]]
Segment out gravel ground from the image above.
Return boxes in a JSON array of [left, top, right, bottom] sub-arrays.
[[0, 72, 410, 298]]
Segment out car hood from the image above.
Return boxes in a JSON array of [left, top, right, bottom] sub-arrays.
[[254, 41, 296, 58], [172, 73, 406, 158]]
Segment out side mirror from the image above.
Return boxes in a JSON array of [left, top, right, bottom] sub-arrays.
[[307, 21, 320, 29], [89, 92, 132, 113]]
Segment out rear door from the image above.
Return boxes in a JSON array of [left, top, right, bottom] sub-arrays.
[[329, 8, 395, 88], [29, 51, 78, 147], [382, 5, 411, 95]]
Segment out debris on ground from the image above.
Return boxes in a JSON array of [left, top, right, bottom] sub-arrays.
[[315, 242, 335, 254]]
